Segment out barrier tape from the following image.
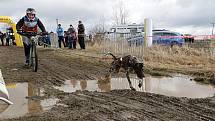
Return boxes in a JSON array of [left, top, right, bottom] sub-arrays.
[[91, 33, 215, 39], [108, 35, 215, 40], [64, 32, 215, 39], [146, 35, 215, 39]]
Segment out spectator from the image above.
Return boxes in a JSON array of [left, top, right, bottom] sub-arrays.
[[89, 34, 93, 43], [56, 24, 65, 48], [47, 32, 51, 45], [77, 20, 85, 49], [67, 24, 77, 49], [64, 31, 68, 47], [5, 31, 10, 46], [0, 31, 4, 46], [43, 33, 51, 48]]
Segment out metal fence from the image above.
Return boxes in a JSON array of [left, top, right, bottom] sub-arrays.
[[100, 33, 215, 60], [49, 32, 145, 61], [49, 32, 215, 60], [101, 33, 144, 61]]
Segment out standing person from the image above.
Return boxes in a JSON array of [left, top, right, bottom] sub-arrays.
[[0, 31, 4, 46], [46, 32, 51, 46], [89, 34, 93, 42], [16, 8, 46, 65], [5, 32, 10, 46], [77, 20, 85, 49], [67, 24, 77, 49], [64, 31, 68, 47], [72, 28, 77, 49], [56, 24, 65, 48]]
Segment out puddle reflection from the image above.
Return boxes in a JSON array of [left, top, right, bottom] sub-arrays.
[[0, 82, 58, 119], [55, 74, 215, 98]]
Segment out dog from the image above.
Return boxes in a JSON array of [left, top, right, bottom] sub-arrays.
[[107, 52, 145, 91]]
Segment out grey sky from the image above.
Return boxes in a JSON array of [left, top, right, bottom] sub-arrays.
[[0, 0, 215, 35]]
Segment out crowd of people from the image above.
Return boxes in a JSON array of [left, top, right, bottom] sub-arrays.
[[0, 20, 87, 50], [0, 28, 16, 46], [56, 20, 86, 50]]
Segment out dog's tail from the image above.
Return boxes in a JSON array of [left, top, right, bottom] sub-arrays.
[[106, 52, 117, 60]]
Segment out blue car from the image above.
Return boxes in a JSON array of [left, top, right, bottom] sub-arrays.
[[153, 31, 185, 46], [127, 30, 185, 47]]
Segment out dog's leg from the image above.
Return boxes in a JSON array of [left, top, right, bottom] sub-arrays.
[[126, 71, 136, 91]]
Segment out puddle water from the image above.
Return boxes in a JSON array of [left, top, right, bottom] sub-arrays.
[[0, 82, 59, 119], [55, 74, 215, 98]]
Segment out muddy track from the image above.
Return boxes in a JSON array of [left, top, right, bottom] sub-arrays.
[[67, 90, 215, 121], [9, 90, 214, 121], [0, 46, 215, 121]]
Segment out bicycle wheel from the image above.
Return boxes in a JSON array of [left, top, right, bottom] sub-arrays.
[[29, 45, 33, 66], [31, 44, 38, 72]]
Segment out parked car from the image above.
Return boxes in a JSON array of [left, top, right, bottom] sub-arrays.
[[153, 31, 185, 46], [127, 30, 185, 47]]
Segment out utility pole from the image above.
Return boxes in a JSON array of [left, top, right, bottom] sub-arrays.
[[211, 23, 215, 35]]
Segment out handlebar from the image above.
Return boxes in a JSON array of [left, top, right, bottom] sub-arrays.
[[17, 32, 48, 37]]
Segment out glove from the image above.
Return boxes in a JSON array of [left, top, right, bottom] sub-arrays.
[[17, 30, 23, 35], [40, 31, 49, 36]]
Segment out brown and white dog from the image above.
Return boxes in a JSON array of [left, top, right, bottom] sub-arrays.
[[107, 52, 145, 91]]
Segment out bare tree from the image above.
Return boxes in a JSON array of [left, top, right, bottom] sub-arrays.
[[90, 16, 107, 34], [112, 0, 129, 25], [88, 16, 108, 45]]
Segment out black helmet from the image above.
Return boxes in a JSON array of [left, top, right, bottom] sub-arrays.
[[26, 8, 36, 15]]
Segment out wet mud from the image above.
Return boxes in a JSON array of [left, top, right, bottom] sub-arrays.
[[0, 46, 214, 121]]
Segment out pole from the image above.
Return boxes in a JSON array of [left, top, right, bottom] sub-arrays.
[[144, 18, 153, 47], [211, 23, 215, 35]]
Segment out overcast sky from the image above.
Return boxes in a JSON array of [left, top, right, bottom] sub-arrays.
[[0, 0, 215, 35]]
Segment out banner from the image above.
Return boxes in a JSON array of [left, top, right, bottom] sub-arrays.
[[0, 69, 13, 105]]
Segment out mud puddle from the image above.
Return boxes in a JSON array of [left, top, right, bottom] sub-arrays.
[[55, 74, 215, 98], [0, 82, 59, 119]]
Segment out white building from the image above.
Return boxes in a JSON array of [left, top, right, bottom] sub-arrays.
[[109, 23, 144, 34]]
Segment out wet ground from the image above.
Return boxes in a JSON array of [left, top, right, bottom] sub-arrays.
[[0, 46, 215, 121], [0, 82, 58, 119], [1, 74, 215, 119], [55, 75, 215, 98]]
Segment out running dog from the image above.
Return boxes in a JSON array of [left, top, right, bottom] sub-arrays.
[[107, 52, 145, 91]]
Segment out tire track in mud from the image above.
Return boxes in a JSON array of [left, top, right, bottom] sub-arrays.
[[67, 91, 215, 121], [36, 52, 103, 89], [112, 91, 215, 121], [65, 92, 167, 120], [133, 93, 215, 120], [78, 92, 176, 120], [38, 51, 93, 82]]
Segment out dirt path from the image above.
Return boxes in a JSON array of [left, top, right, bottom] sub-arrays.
[[0, 46, 215, 121]]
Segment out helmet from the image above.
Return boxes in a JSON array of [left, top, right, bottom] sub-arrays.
[[26, 8, 36, 15]]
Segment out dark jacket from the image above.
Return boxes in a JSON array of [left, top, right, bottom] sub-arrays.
[[67, 27, 77, 40], [78, 23, 85, 37]]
